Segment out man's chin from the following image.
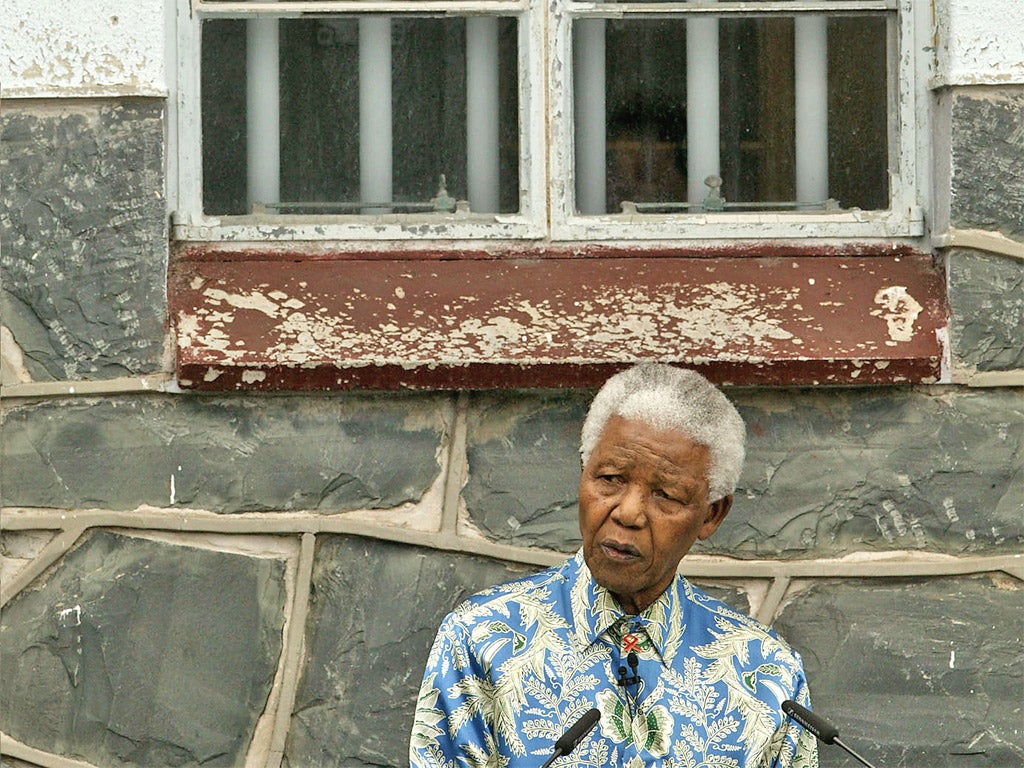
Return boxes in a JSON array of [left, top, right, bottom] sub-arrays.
[[586, 555, 642, 597]]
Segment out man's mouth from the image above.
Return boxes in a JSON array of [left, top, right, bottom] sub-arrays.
[[600, 540, 641, 561]]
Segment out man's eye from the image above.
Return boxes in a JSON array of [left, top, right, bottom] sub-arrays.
[[654, 489, 684, 504], [597, 474, 622, 484]]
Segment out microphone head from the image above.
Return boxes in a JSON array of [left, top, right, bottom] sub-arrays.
[[554, 708, 601, 754], [782, 700, 839, 745]]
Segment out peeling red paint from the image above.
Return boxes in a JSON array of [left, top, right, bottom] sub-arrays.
[[168, 249, 947, 390]]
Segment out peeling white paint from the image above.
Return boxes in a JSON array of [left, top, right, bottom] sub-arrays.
[[58, 604, 82, 626], [2, 0, 166, 97], [943, 498, 960, 523], [241, 370, 267, 384], [882, 500, 909, 537], [185, 279, 806, 368], [0, 325, 34, 386], [872, 286, 923, 342], [203, 288, 282, 318], [933, 0, 1024, 86]]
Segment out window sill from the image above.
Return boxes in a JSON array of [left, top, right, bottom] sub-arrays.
[[168, 245, 947, 390], [170, 206, 923, 243]]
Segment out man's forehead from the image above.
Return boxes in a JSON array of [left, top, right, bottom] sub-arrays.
[[594, 423, 710, 478]]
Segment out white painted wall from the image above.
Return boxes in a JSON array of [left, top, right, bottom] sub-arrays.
[[1, 0, 165, 97], [3, 1, 1022, 99], [933, 0, 1024, 87]]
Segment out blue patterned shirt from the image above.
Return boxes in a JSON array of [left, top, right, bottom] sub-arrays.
[[411, 551, 818, 768]]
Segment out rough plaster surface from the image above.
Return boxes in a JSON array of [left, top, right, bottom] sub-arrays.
[[463, 388, 1024, 558], [948, 251, 1024, 372], [0, 102, 167, 381], [775, 575, 1024, 766], [0, 531, 56, 585], [934, 0, 1024, 86], [1, 394, 449, 512], [0, 530, 286, 767], [948, 88, 1024, 238], [1, 0, 165, 97]]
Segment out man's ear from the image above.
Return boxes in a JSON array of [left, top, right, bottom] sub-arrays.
[[697, 494, 732, 540]]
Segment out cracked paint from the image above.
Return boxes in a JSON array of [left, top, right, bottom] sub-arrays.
[[169, 252, 946, 389], [3, 0, 164, 97], [873, 286, 924, 343]]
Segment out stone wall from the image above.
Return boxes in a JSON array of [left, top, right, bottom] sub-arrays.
[[2, 4, 1022, 768]]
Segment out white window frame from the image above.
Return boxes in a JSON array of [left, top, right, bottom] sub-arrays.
[[172, 0, 549, 241], [170, 0, 927, 243]]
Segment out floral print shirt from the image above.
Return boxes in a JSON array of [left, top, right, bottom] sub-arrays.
[[410, 550, 818, 768]]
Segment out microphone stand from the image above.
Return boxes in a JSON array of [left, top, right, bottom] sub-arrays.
[[830, 737, 880, 768], [540, 708, 600, 768], [782, 700, 881, 768]]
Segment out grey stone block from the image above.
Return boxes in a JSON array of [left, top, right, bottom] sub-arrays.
[[727, 388, 1023, 558], [1, 393, 448, 512], [0, 101, 167, 381], [0, 530, 287, 767], [948, 250, 1024, 372], [462, 389, 1022, 559], [463, 391, 589, 552], [948, 88, 1024, 238], [284, 537, 530, 767], [773, 574, 1024, 767]]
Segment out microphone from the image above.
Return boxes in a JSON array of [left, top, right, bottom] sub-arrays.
[[782, 700, 881, 768], [540, 708, 601, 768], [616, 652, 641, 717]]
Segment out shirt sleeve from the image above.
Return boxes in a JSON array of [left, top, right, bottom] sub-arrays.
[[772, 670, 820, 768], [409, 611, 497, 768]]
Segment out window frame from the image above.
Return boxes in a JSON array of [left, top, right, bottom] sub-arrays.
[[171, 0, 925, 242], [551, 0, 925, 241], [173, 0, 549, 241]]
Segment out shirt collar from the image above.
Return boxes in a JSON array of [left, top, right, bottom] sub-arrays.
[[565, 550, 687, 666]]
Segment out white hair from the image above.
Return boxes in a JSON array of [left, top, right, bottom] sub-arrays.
[[580, 364, 746, 502]]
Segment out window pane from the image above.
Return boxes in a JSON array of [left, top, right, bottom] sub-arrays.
[[201, 17, 520, 216], [574, 15, 890, 214]]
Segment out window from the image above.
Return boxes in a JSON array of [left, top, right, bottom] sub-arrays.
[[169, 0, 943, 391], [173, 0, 924, 243]]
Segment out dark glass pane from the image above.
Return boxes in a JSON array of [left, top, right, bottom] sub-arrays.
[[575, 14, 890, 214], [278, 18, 360, 209], [604, 20, 689, 213], [202, 19, 249, 216], [827, 15, 890, 211], [201, 17, 520, 216]]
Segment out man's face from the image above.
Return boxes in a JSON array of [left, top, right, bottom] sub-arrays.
[[578, 415, 732, 614]]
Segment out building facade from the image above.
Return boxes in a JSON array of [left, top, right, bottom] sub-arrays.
[[1, 1, 1022, 766]]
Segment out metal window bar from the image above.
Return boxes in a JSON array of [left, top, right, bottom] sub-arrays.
[[252, 175, 465, 214], [619, 175, 840, 213], [215, 0, 892, 218], [241, 11, 504, 216]]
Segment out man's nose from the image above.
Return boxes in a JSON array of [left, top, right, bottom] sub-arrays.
[[611, 484, 648, 528]]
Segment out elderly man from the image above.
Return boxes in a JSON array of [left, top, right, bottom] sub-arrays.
[[411, 364, 818, 767]]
